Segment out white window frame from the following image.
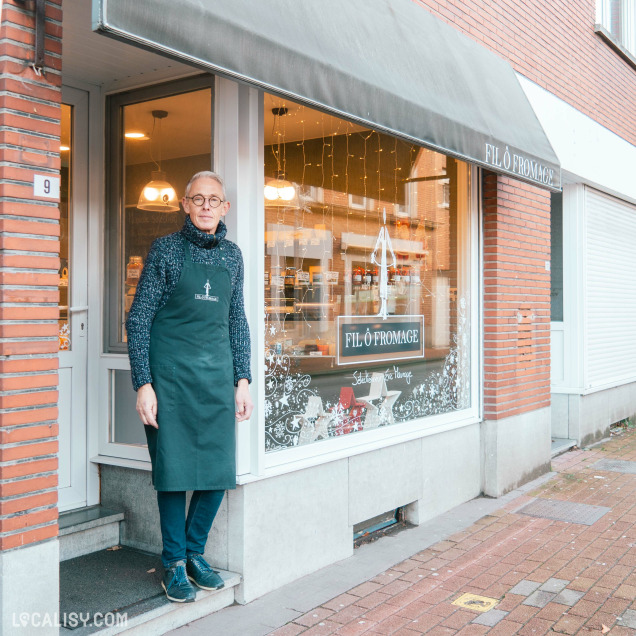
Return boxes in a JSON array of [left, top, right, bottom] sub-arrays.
[[97, 356, 150, 463], [348, 193, 368, 210], [596, 0, 636, 59], [252, 125, 481, 478]]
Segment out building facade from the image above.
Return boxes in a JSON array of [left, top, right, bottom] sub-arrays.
[[0, 0, 634, 632]]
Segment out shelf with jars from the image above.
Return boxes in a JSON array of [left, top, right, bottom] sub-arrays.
[[265, 262, 341, 322], [124, 255, 144, 313], [58, 259, 70, 350], [58, 260, 69, 318], [344, 257, 424, 317]]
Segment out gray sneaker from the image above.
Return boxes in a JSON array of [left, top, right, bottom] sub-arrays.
[[162, 560, 196, 602]]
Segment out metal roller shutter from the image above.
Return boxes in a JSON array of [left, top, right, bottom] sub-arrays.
[[585, 187, 636, 387]]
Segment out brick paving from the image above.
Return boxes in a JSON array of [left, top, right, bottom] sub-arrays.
[[270, 430, 636, 635]]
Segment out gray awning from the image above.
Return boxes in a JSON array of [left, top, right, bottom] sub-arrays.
[[94, 0, 561, 190]]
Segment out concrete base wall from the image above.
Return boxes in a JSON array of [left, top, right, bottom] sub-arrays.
[[420, 424, 482, 521], [236, 424, 481, 602], [100, 465, 162, 556], [100, 465, 230, 569], [59, 522, 120, 561], [234, 458, 352, 603], [0, 540, 59, 636], [482, 407, 552, 497], [551, 382, 636, 447], [100, 422, 482, 603]]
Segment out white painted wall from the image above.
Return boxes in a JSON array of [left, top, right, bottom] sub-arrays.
[[518, 75, 636, 204], [521, 75, 636, 440]]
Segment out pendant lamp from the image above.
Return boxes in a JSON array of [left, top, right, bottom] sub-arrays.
[[264, 107, 299, 208], [137, 110, 180, 212], [264, 175, 298, 206]]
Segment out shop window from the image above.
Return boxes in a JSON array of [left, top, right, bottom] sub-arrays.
[[105, 76, 213, 447], [596, 0, 636, 59], [550, 192, 564, 322], [106, 76, 213, 353], [263, 93, 472, 452], [58, 104, 72, 350]]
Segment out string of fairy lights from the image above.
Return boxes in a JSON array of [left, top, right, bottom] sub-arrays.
[[264, 93, 456, 339], [261, 95, 471, 451]]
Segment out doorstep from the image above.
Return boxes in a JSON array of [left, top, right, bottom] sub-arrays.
[[59, 545, 240, 635], [59, 505, 125, 561], [551, 437, 577, 457]]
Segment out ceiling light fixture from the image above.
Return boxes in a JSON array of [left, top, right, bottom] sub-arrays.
[[125, 131, 149, 140], [137, 110, 179, 213], [264, 106, 299, 208]]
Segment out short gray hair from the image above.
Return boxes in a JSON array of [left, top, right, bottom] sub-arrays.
[[184, 171, 226, 199]]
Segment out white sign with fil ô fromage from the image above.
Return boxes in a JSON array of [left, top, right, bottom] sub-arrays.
[[484, 143, 555, 187], [337, 315, 425, 366]]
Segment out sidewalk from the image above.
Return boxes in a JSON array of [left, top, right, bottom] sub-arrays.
[[173, 429, 636, 636]]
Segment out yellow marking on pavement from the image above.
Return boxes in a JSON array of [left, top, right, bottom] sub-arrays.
[[452, 593, 498, 613]]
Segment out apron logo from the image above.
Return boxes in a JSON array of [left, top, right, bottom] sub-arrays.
[[194, 279, 218, 302]]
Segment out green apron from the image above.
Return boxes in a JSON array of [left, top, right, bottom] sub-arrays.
[[145, 236, 236, 491]]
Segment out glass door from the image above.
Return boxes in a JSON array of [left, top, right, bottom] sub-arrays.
[[58, 87, 89, 511]]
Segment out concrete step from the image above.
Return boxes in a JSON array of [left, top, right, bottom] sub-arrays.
[[84, 570, 240, 635], [551, 438, 577, 457], [59, 505, 124, 561], [59, 545, 240, 636]]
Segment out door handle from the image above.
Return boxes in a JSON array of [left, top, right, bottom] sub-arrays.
[[69, 306, 89, 313]]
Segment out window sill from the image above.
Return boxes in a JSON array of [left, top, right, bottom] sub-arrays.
[[90, 454, 151, 471], [253, 411, 481, 484], [595, 24, 636, 71], [91, 415, 481, 484]]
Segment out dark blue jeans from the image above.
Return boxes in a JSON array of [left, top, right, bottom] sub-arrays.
[[156, 489, 225, 568]]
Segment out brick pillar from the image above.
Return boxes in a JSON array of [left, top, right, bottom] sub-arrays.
[[481, 171, 552, 496], [0, 1, 62, 631]]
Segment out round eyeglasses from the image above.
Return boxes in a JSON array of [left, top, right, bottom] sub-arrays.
[[185, 195, 225, 208]]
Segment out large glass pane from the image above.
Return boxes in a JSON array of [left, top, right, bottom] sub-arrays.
[[109, 82, 213, 347], [263, 94, 472, 451], [599, 0, 636, 54], [111, 370, 146, 445], [58, 104, 72, 350], [550, 192, 564, 322], [106, 78, 213, 449]]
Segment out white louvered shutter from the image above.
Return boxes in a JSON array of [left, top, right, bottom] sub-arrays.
[[585, 187, 636, 388]]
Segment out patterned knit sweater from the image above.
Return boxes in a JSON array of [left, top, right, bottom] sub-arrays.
[[126, 216, 251, 391]]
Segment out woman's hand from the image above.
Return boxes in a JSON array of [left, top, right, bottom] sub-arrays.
[[136, 383, 158, 428], [235, 379, 253, 422]]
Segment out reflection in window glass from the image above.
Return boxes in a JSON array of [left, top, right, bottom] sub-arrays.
[[598, 0, 636, 55], [115, 86, 212, 345], [106, 80, 213, 446], [263, 94, 472, 451], [550, 193, 564, 322], [111, 370, 147, 445], [58, 104, 72, 351]]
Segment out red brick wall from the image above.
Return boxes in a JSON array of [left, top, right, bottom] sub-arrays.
[[0, 0, 62, 550], [414, 0, 636, 147], [483, 172, 551, 420]]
